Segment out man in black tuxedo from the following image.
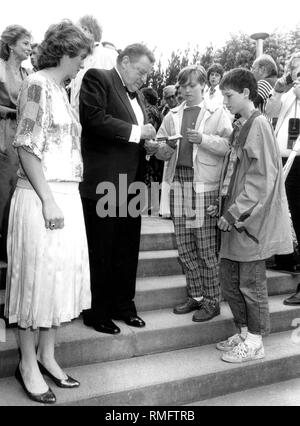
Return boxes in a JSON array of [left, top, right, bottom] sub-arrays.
[[79, 44, 156, 334]]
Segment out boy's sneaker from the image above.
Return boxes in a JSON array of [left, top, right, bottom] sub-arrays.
[[221, 342, 265, 363], [216, 334, 245, 352]]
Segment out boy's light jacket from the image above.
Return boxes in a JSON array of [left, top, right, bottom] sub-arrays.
[[220, 114, 293, 262], [155, 100, 232, 194]]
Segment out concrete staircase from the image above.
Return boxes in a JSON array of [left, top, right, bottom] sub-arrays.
[[0, 217, 300, 406]]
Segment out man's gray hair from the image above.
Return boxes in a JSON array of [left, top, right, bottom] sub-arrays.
[[117, 43, 155, 65], [255, 54, 278, 77]]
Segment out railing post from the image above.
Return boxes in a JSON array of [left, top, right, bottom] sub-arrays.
[[250, 32, 269, 58]]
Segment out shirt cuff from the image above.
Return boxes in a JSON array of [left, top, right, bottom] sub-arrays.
[[129, 125, 142, 143]]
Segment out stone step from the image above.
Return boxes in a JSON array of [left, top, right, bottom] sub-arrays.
[[140, 231, 176, 251], [140, 217, 176, 251], [135, 275, 187, 311], [0, 270, 299, 314], [0, 250, 183, 283], [140, 217, 177, 251], [187, 377, 300, 406], [0, 295, 299, 380], [137, 250, 183, 277], [1, 270, 298, 315], [0, 330, 299, 406], [136, 270, 300, 310]]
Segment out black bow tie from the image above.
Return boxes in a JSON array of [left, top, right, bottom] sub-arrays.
[[125, 87, 137, 100]]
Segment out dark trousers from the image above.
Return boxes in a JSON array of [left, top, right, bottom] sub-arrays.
[[275, 157, 300, 268], [82, 197, 141, 321]]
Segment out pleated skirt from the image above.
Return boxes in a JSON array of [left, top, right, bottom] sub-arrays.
[[5, 179, 91, 329]]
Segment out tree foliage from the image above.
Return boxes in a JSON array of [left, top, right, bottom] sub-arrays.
[[214, 33, 256, 70], [146, 26, 300, 101]]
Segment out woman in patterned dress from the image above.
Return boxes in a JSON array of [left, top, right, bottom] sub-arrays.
[[5, 20, 92, 404]]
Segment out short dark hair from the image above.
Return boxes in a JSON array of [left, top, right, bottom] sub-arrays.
[[141, 87, 159, 105], [220, 68, 257, 102], [207, 63, 224, 82], [117, 43, 155, 65], [177, 65, 207, 86], [0, 24, 31, 61], [38, 20, 92, 70], [78, 15, 102, 42]]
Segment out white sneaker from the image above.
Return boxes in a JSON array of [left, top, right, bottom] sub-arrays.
[[221, 342, 265, 363], [216, 334, 245, 352]]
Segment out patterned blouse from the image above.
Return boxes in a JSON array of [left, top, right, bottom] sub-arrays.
[[13, 73, 83, 182]]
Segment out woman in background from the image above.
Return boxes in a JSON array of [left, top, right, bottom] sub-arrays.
[[0, 25, 32, 261], [203, 63, 224, 109]]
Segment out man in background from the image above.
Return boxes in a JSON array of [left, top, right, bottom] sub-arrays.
[[160, 85, 178, 116], [70, 15, 118, 118], [251, 54, 278, 115]]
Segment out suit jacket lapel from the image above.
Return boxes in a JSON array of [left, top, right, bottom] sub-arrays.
[[111, 68, 139, 125]]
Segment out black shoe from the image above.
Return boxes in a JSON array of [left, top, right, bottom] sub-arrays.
[[83, 317, 120, 334], [122, 315, 146, 328], [15, 364, 56, 404], [192, 304, 220, 322], [173, 297, 201, 314], [37, 361, 80, 389], [269, 264, 300, 275], [283, 284, 300, 305]]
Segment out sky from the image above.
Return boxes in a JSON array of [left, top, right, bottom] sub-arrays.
[[0, 0, 299, 65]]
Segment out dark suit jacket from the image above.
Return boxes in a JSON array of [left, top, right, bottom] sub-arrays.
[[79, 67, 147, 201]]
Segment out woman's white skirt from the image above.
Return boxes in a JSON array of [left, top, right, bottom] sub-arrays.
[[5, 179, 91, 329]]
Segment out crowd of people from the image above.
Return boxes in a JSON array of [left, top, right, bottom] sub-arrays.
[[0, 14, 300, 404]]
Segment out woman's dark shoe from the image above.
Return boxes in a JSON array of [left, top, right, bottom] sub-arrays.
[[283, 283, 300, 305], [15, 364, 56, 404], [37, 361, 80, 389]]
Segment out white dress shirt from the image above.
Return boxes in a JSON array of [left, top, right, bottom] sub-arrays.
[[114, 67, 143, 143]]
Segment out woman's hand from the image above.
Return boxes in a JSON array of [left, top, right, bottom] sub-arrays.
[[207, 205, 218, 217], [187, 129, 202, 144], [42, 199, 64, 230], [218, 215, 232, 232]]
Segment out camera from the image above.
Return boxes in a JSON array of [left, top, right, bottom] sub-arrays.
[[286, 74, 293, 85], [286, 71, 300, 85], [287, 118, 300, 149]]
